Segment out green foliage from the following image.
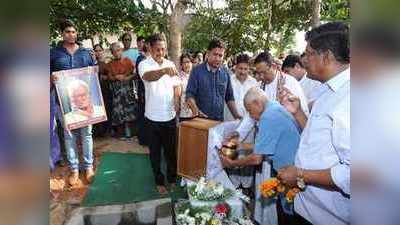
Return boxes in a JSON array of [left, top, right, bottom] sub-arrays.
[[50, 0, 350, 54], [321, 0, 350, 23], [184, 0, 350, 56], [183, 0, 313, 56], [49, 0, 166, 42]]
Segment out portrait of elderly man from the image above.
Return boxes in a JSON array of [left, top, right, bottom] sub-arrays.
[[64, 79, 105, 125], [221, 87, 304, 225]]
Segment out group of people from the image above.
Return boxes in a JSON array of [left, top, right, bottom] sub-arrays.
[[220, 22, 349, 225], [50, 19, 350, 225]]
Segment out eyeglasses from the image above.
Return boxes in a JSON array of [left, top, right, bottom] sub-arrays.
[[123, 39, 131, 41]]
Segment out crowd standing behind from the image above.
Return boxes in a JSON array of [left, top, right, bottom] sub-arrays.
[[50, 20, 350, 225]]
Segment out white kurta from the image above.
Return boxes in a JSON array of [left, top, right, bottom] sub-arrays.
[[224, 75, 259, 121], [223, 75, 258, 188], [254, 161, 278, 225]]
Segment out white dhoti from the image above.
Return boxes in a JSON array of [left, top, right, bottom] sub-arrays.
[[254, 160, 278, 225], [225, 121, 255, 189], [227, 149, 254, 188]]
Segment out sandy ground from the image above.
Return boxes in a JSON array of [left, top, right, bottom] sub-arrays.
[[49, 136, 149, 225]]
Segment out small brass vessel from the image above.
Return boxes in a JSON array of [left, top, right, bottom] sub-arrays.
[[221, 145, 238, 160]]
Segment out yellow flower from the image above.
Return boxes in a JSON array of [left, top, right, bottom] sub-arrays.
[[277, 184, 286, 193], [285, 188, 301, 203], [259, 178, 281, 198], [210, 219, 221, 225]]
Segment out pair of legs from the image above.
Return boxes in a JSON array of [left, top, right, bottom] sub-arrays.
[[114, 121, 135, 139], [145, 118, 177, 193], [64, 125, 94, 184], [136, 103, 147, 146]]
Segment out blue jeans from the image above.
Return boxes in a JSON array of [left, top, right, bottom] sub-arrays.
[[64, 125, 93, 171]]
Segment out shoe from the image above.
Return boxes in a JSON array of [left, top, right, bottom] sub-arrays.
[[85, 168, 95, 183], [68, 171, 80, 186]]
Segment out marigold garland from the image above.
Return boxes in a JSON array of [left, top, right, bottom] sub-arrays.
[[259, 177, 302, 203]]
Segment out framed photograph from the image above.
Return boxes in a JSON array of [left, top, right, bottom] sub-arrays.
[[53, 66, 107, 130]]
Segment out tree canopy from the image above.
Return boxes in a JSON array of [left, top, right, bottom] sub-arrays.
[[50, 0, 350, 55], [50, 0, 166, 43], [183, 0, 349, 56]]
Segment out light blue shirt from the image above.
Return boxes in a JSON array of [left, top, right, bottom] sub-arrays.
[[254, 101, 301, 171], [122, 48, 139, 63], [295, 68, 350, 225]]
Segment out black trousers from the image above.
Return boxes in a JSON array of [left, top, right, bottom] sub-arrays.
[[136, 103, 147, 145], [145, 117, 177, 185]]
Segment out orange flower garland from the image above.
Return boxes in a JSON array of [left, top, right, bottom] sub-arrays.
[[259, 177, 302, 203], [285, 187, 301, 203]]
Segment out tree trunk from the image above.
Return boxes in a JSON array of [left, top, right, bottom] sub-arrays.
[[311, 0, 321, 28], [168, 0, 187, 68], [264, 0, 273, 51]]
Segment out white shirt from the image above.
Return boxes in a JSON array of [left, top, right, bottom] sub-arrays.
[[236, 73, 309, 140], [224, 75, 258, 121], [294, 68, 350, 225], [299, 74, 321, 103], [178, 71, 193, 118], [138, 57, 180, 122]]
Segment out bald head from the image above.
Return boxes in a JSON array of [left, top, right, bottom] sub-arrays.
[[244, 87, 268, 121], [244, 87, 268, 104]]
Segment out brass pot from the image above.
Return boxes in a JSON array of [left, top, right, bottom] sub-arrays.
[[221, 147, 238, 160]]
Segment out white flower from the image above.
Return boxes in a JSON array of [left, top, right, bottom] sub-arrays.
[[191, 177, 231, 200], [235, 217, 255, 225], [177, 214, 195, 225], [214, 185, 224, 195]]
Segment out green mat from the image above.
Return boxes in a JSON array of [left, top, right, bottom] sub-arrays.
[[82, 152, 186, 206]]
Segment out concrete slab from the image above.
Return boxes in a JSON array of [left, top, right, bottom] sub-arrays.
[[65, 198, 171, 225]]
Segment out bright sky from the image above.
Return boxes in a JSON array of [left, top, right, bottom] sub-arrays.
[[294, 30, 307, 53]]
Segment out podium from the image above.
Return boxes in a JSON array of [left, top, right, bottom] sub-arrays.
[[177, 118, 220, 180]]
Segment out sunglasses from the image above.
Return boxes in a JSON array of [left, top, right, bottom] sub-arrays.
[[123, 39, 131, 41]]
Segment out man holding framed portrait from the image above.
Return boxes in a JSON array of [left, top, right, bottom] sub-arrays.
[[50, 20, 100, 186]]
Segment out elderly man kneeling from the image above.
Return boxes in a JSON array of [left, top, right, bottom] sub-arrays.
[[220, 87, 307, 225]]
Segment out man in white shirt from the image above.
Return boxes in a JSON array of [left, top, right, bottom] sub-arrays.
[[138, 33, 180, 194], [224, 54, 258, 121], [223, 54, 258, 191], [277, 22, 350, 225], [282, 54, 321, 106]]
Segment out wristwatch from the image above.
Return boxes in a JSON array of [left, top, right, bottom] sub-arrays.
[[296, 168, 306, 190]]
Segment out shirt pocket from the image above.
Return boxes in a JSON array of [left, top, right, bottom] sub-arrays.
[[217, 81, 226, 97], [306, 114, 332, 146], [75, 55, 89, 67], [53, 56, 70, 71]]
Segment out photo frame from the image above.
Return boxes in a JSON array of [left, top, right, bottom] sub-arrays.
[[53, 66, 107, 130]]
